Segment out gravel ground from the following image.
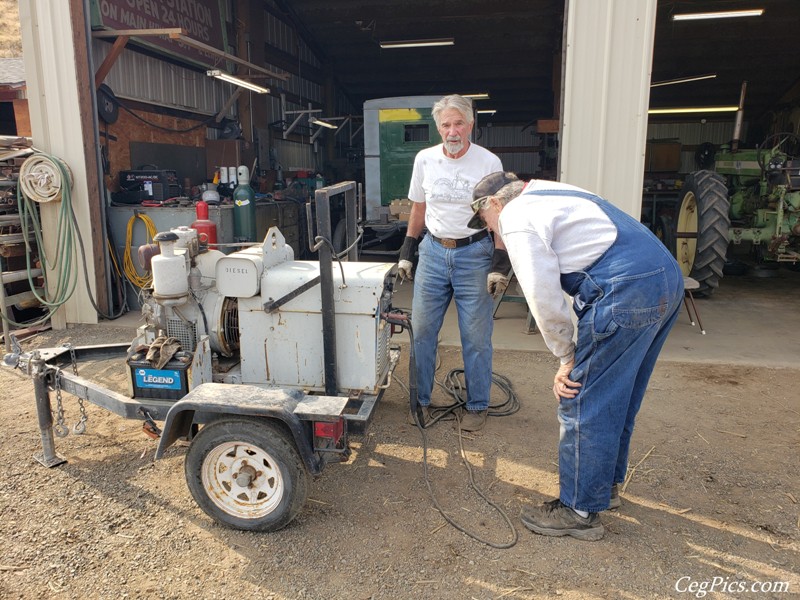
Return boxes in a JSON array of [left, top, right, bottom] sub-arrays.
[[0, 323, 797, 599]]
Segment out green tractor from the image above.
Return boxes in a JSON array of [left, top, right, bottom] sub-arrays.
[[674, 132, 800, 295]]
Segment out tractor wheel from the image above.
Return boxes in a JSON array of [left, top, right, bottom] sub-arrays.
[[675, 171, 730, 296], [653, 214, 676, 256], [185, 417, 308, 532]]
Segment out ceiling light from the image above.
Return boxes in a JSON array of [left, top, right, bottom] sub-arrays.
[[672, 9, 764, 21], [651, 74, 717, 87], [477, 110, 496, 115], [206, 70, 269, 94], [463, 93, 490, 100], [309, 116, 338, 130], [648, 106, 739, 115], [379, 38, 454, 49]]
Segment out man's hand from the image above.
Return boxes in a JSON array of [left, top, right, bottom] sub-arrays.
[[553, 358, 581, 401], [487, 247, 512, 297], [398, 260, 414, 281], [487, 272, 509, 297], [397, 236, 420, 282]]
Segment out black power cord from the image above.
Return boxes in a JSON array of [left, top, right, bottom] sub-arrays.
[[382, 310, 519, 549]]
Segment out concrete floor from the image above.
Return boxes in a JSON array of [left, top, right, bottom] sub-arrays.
[[390, 266, 800, 369], [104, 264, 799, 369]]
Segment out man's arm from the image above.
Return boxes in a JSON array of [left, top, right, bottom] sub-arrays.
[[405, 201, 426, 238]]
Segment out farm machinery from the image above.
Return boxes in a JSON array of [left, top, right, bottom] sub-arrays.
[[675, 132, 800, 295], [3, 182, 409, 532]]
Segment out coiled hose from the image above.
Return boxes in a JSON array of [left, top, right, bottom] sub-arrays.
[[123, 213, 157, 289], [9, 153, 78, 327]]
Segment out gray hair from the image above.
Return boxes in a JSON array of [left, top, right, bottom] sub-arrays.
[[432, 95, 474, 127], [494, 180, 527, 206]]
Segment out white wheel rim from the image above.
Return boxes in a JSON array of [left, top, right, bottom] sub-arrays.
[[201, 441, 285, 519], [677, 192, 698, 276]]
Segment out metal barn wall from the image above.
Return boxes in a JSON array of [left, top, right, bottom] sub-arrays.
[[560, 0, 658, 216], [19, 0, 98, 326], [647, 121, 744, 173]]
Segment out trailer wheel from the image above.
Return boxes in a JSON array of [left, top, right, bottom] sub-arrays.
[[185, 417, 308, 532], [675, 170, 730, 296]]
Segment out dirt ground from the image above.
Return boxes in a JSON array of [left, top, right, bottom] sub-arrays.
[[0, 324, 797, 600]]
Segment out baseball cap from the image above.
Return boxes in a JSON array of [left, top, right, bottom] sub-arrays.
[[467, 171, 520, 229]]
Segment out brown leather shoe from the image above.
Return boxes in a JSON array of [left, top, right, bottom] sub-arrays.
[[407, 405, 430, 426], [459, 409, 488, 432], [521, 499, 605, 541]]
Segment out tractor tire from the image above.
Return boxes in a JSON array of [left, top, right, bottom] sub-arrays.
[[653, 214, 676, 256], [185, 417, 308, 532], [675, 171, 730, 296]]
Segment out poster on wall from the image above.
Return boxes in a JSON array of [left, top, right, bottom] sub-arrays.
[[90, 0, 228, 69]]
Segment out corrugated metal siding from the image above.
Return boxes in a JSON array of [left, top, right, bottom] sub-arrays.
[[92, 39, 221, 115], [648, 121, 745, 173], [20, 0, 98, 325], [560, 0, 658, 217]]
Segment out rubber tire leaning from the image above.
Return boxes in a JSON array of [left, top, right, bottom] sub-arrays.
[[185, 417, 308, 532], [676, 170, 730, 297]]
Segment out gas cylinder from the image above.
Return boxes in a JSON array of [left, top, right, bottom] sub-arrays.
[[233, 165, 257, 242], [191, 200, 218, 247]]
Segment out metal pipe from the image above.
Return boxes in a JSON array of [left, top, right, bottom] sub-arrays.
[[314, 186, 338, 395], [731, 81, 747, 152], [31, 357, 66, 467]]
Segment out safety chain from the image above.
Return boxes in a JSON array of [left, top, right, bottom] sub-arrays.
[[52, 368, 69, 438], [63, 344, 87, 434]]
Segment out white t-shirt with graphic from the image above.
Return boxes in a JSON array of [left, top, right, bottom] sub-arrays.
[[407, 143, 502, 239]]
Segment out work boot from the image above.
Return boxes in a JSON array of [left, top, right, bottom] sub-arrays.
[[608, 484, 622, 510], [407, 405, 430, 426], [459, 409, 488, 432], [520, 499, 605, 541], [428, 396, 460, 421]]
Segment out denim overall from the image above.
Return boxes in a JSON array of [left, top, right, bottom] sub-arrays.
[[527, 189, 684, 513]]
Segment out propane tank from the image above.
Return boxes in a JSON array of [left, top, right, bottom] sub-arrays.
[[151, 231, 188, 305], [191, 200, 218, 247], [233, 165, 257, 242], [228, 166, 238, 195]]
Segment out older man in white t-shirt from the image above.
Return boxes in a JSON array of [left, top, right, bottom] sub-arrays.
[[397, 94, 508, 432]]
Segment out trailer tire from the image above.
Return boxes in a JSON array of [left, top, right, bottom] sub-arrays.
[[185, 417, 308, 532], [675, 171, 730, 296]]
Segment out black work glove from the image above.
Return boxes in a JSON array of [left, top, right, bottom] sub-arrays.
[[487, 248, 512, 297], [397, 236, 420, 281]]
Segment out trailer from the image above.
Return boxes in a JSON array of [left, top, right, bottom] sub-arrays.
[[3, 182, 410, 532]]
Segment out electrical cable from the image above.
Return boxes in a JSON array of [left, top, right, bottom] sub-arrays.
[[123, 213, 157, 289], [385, 311, 518, 548]]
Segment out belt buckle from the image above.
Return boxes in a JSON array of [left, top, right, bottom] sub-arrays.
[[441, 238, 457, 249]]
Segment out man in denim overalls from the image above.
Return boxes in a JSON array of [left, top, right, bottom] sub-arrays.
[[468, 172, 684, 540]]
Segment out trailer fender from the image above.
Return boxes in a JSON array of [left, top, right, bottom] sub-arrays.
[[155, 383, 322, 475]]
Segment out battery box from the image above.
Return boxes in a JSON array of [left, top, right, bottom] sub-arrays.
[[128, 357, 190, 400]]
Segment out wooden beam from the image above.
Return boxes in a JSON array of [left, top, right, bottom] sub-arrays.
[[92, 28, 185, 38], [92, 27, 290, 81], [94, 35, 129, 89], [168, 32, 289, 81]]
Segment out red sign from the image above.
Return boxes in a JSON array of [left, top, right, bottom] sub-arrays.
[[91, 0, 226, 68]]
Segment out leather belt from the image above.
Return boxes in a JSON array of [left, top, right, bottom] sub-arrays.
[[429, 228, 489, 249]]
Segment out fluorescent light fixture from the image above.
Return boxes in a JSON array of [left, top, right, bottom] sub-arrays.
[[648, 106, 739, 115], [379, 38, 454, 49], [206, 70, 269, 94], [463, 93, 490, 100], [672, 9, 764, 21], [309, 116, 338, 130], [651, 73, 717, 87], [477, 110, 496, 115]]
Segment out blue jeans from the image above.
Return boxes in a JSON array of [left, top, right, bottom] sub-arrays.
[[411, 234, 494, 411], [524, 189, 685, 513]]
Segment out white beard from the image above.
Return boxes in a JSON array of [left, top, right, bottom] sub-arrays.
[[444, 138, 464, 155]]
